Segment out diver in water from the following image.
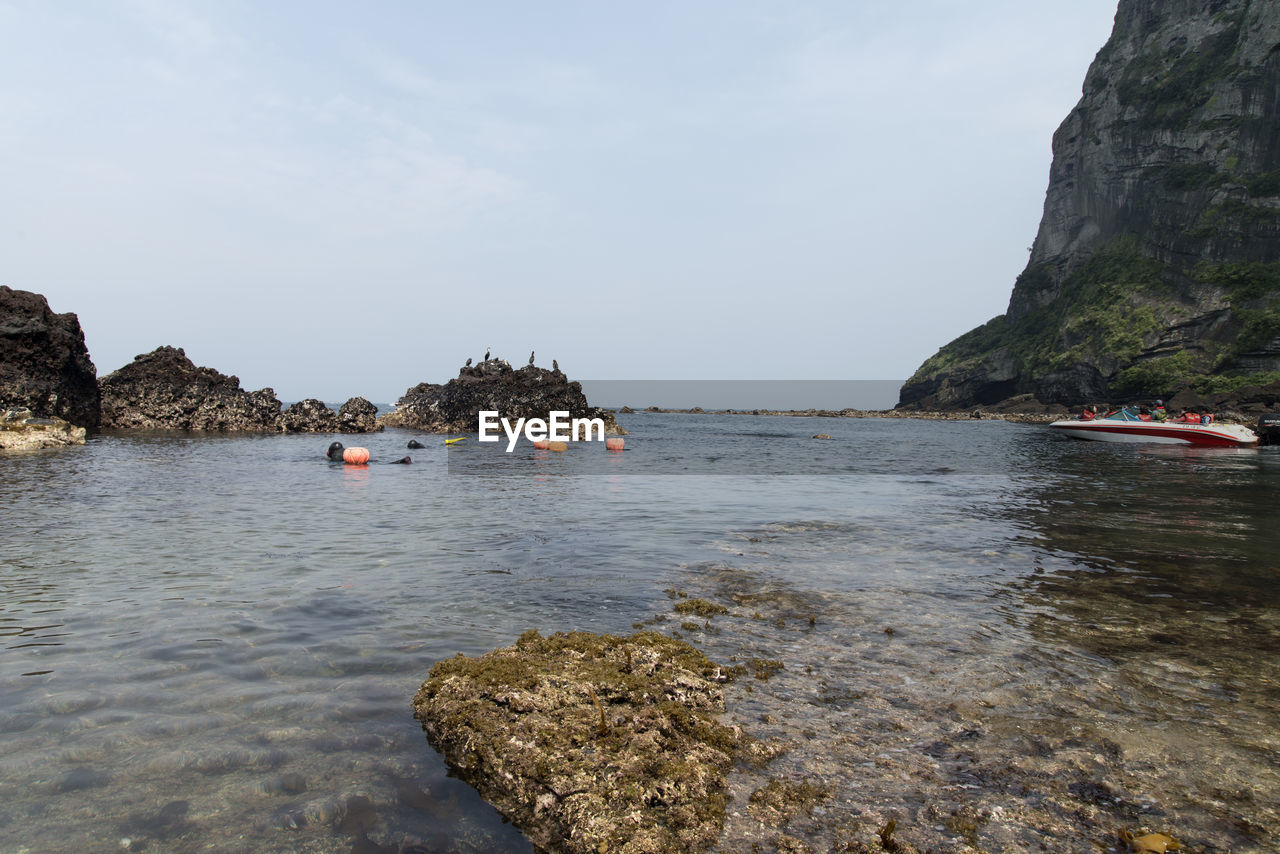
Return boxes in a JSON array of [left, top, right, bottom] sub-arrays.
[[326, 442, 411, 464]]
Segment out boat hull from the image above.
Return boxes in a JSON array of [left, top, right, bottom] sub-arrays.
[[1048, 419, 1258, 447]]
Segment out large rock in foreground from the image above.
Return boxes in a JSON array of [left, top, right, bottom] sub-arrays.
[[100, 346, 282, 431], [0, 408, 87, 451], [382, 358, 621, 434], [413, 630, 741, 854], [0, 286, 100, 430]]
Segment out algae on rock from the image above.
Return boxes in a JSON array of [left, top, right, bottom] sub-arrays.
[[412, 629, 741, 854]]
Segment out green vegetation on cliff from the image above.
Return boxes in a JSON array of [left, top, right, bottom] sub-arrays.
[[907, 239, 1173, 389], [909, 244, 1280, 400]]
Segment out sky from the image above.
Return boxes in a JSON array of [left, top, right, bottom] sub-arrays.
[[0, 1, 1119, 404]]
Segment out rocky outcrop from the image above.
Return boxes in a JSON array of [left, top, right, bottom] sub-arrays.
[[0, 286, 100, 429], [334, 396, 379, 432], [381, 357, 622, 434], [100, 346, 282, 431], [901, 0, 1280, 410], [278, 399, 335, 432], [0, 408, 87, 451], [278, 397, 381, 433], [413, 630, 741, 854], [101, 347, 386, 433]]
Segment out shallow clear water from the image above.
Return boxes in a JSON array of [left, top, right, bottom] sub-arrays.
[[1, 415, 1277, 852]]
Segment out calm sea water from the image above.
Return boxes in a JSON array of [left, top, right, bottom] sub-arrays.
[[1, 415, 1277, 853]]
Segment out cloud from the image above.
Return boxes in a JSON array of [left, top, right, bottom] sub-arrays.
[[124, 0, 225, 54]]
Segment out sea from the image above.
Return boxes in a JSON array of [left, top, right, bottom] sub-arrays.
[[1, 414, 1277, 853]]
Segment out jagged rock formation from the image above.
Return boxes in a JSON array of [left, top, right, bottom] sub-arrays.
[[101, 346, 384, 433], [100, 346, 282, 431], [278, 397, 381, 433], [0, 286, 100, 429], [901, 0, 1280, 410], [0, 408, 87, 451], [381, 357, 622, 434]]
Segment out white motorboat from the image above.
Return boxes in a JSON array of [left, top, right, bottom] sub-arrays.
[[1049, 407, 1259, 446]]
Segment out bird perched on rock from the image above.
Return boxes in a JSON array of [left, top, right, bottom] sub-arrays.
[[465, 357, 472, 367], [529, 350, 535, 366], [484, 348, 491, 361], [552, 359, 559, 372]]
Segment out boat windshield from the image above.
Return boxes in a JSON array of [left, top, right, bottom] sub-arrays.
[[1101, 406, 1146, 421]]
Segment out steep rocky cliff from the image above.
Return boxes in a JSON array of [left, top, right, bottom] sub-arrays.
[[0, 286, 100, 429], [900, 0, 1280, 409]]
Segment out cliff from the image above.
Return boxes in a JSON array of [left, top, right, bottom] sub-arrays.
[[0, 286, 100, 429], [900, 0, 1280, 409]]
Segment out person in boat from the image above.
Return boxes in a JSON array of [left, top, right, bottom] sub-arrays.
[[1080, 405, 1098, 421], [1152, 400, 1168, 422], [1138, 406, 1152, 422]]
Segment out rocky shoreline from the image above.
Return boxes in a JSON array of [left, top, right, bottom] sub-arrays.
[[5, 287, 1274, 445], [609, 396, 1269, 427], [1, 287, 627, 439], [413, 571, 1266, 854], [0, 407, 87, 451]]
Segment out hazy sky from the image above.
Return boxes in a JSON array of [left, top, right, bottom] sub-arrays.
[[1, 1, 1118, 403]]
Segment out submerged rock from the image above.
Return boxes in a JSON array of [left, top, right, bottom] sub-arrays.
[[412, 629, 741, 853], [381, 356, 622, 435], [0, 286, 100, 430], [0, 407, 87, 451]]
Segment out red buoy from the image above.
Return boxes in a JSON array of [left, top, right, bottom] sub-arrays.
[[342, 447, 371, 465], [605, 438, 625, 451]]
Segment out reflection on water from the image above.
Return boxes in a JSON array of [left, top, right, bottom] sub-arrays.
[[0, 418, 1277, 852]]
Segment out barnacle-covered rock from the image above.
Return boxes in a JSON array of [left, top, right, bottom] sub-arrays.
[[413, 630, 740, 853]]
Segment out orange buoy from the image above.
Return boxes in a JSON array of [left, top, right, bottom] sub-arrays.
[[532, 439, 550, 449], [342, 447, 371, 465], [547, 441, 569, 452], [605, 437, 625, 451]]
